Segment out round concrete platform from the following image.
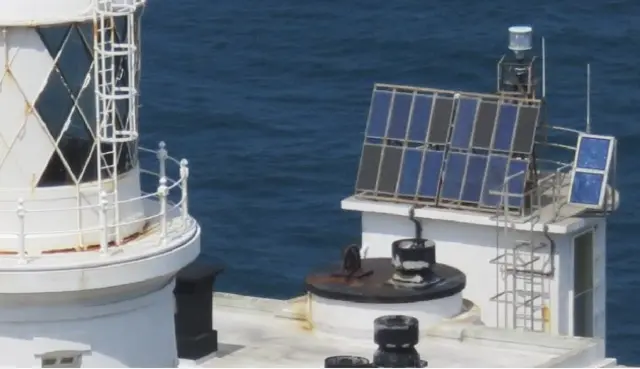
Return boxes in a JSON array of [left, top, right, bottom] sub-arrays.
[[305, 258, 466, 304]]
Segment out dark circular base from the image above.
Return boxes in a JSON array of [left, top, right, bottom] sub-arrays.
[[374, 315, 419, 347], [305, 258, 466, 304], [373, 347, 421, 368], [324, 356, 371, 368]]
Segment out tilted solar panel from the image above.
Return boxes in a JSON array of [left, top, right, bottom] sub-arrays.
[[355, 84, 542, 213]]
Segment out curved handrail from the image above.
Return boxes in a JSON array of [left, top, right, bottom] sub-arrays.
[[0, 143, 191, 259], [489, 124, 584, 221]]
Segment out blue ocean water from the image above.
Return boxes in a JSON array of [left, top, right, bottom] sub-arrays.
[[139, 0, 640, 364]]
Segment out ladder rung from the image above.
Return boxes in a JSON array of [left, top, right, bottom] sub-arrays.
[[96, 88, 137, 100], [514, 296, 542, 309], [514, 256, 540, 267], [489, 253, 509, 265], [514, 240, 531, 247], [504, 267, 550, 277], [522, 277, 544, 283], [533, 243, 548, 251], [515, 314, 544, 321]]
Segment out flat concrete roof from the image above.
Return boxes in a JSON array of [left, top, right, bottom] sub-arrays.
[[183, 293, 619, 368], [342, 195, 605, 235], [342, 172, 619, 235]]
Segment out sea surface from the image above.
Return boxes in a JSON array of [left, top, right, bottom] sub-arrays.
[[138, 0, 640, 364]]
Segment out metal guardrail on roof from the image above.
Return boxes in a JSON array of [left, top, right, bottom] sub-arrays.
[[0, 143, 191, 261]]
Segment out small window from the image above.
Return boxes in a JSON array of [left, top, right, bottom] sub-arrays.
[[59, 357, 75, 365], [42, 358, 57, 367], [41, 354, 81, 368]]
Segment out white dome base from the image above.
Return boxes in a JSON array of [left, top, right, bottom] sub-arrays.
[[0, 209, 201, 367], [1, 279, 177, 367], [309, 292, 463, 341]]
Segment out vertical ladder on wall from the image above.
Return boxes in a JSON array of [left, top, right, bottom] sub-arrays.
[[490, 213, 550, 332], [94, 0, 139, 243]]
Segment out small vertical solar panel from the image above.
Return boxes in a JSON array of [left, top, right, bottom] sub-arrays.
[[576, 136, 611, 170], [418, 150, 445, 198], [387, 93, 413, 140], [397, 148, 423, 197], [427, 96, 455, 144], [365, 91, 392, 138], [570, 172, 605, 206], [471, 100, 498, 149], [450, 98, 478, 149], [407, 94, 433, 142], [440, 152, 467, 201], [512, 104, 540, 154], [493, 103, 518, 152], [461, 155, 488, 203], [355, 144, 383, 192], [377, 146, 404, 194], [568, 134, 615, 208]]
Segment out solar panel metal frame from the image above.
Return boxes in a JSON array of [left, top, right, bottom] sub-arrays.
[[441, 95, 488, 207], [355, 84, 450, 204], [438, 152, 531, 211], [568, 133, 616, 209], [395, 148, 446, 201], [355, 83, 541, 214], [439, 96, 536, 212]]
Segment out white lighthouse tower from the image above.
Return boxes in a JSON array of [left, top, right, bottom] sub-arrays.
[[0, 0, 200, 367]]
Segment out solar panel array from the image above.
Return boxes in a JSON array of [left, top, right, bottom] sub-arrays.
[[355, 85, 542, 211], [568, 134, 615, 208]]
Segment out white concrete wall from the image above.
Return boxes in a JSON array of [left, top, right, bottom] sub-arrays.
[[0, 280, 177, 368], [0, 211, 200, 368], [309, 293, 462, 341], [359, 212, 606, 336]]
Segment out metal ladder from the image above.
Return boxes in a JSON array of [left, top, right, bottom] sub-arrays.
[[490, 214, 550, 332], [93, 0, 139, 243]]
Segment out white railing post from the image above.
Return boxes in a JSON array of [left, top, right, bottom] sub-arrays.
[[158, 176, 168, 246], [16, 198, 25, 263], [157, 141, 167, 180], [180, 159, 189, 225], [99, 191, 109, 254]]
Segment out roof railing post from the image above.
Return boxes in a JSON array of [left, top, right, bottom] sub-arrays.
[[16, 198, 25, 264], [180, 159, 189, 228], [157, 141, 167, 180], [158, 176, 168, 246], [99, 191, 109, 255], [504, 177, 510, 226]]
